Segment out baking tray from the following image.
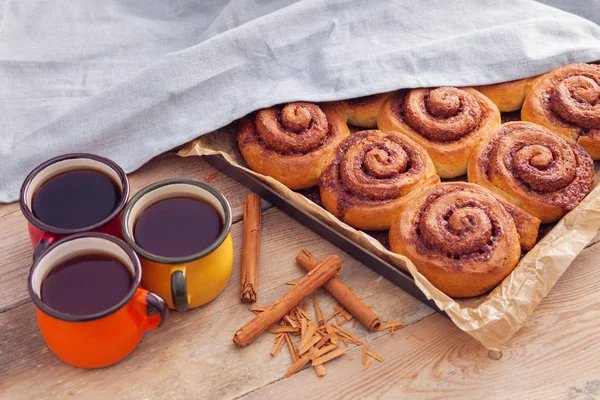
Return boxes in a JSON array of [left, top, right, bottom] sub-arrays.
[[205, 153, 446, 316]]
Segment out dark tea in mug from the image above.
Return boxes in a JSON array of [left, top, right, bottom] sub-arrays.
[[32, 169, 121, 230], [133, 197, 223, 258], [41, 253, 133, 316]]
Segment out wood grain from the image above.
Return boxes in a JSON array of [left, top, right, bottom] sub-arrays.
[[2, 153, 599, 400], [0, 155, 269, 312], [243, 243, 600, 400], [0, 207, 433, 399]]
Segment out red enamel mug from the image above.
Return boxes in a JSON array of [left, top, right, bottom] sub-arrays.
[[19, 153, 130, 259]]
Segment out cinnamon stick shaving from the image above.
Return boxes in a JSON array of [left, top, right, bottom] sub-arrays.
[[380, 369, 393, 377], [300, 317, 308, 338], [285, 315, 299, 328], [326, 324, 339, 345], [296, 307, 311, 321], [435, 371, 442, 379], [312, 348, 346, 367], [313, 365, 326, 377], [266, 326, 300, 334], [362, 358, 372, 371], [314, 332, 334, 349], [204, 170, 220, 183], [333, 325, 363, 345], [377, 320, 403, 332], [248, 306, 268, 315], [299, 333, 322, 355], [405, 372, 419, 379], [296, 249, 381, 331], [299, 323, 318, 349], [285, 333, 299, 362], [271, 334, 285, 357], [285, 348, 316, 378], [367, 349, 384, 362], [311, 344, 338, 360], [324, 308, 343, 323], [313, 295, 325, 326], [240, 193, 261, 303]]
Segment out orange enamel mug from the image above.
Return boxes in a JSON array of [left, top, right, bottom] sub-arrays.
[[28, 233, 167, 368]]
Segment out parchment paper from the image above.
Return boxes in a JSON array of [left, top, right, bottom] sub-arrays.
[[178, 125, 600, 350]]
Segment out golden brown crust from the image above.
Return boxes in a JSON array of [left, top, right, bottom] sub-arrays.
[[475, 77, 537, 112], [237, 102, 351, 189], [378, 87, 501, 178], [329, 93, 392, 128], [521, 63, 600, 159], [388, 182, 524, 298], [319, 130, 438, 230], [468, 121, 594, 224]]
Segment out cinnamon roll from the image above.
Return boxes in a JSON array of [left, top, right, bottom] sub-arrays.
[[319, 130, 438, 231], [237, 102, 351, 189], [522, 63, 600, 159], [377, 87, 501, 178], [330, 93, 391, 128], [468, 122, 594, 223], [475, 77, 537, 112], [389, 182, 540, 298]]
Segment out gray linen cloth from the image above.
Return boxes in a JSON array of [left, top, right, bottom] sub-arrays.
[[1, 0, 599, 202]]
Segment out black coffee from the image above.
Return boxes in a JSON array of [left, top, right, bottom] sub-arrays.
[[41, 253, 133, 316], [32, 169, 120, 230], [134, 197, 223, 258]]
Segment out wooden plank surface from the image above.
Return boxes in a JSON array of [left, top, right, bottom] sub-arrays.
[[245, 243, 600, 400], [1, 155, 599, 400], [0, 208, 433, 399]]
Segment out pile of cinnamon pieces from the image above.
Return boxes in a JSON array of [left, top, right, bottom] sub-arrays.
[[234, 193, 403, 378]]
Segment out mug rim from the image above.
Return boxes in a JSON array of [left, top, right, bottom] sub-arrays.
[[19, 153, 130, 235], [28, 232, 142, 323], [120, 178, 233, 265]]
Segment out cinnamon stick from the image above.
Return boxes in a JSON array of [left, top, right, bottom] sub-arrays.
[[296, 249, 381, 331], [240, 193, 262, 303], [233, 255, 343, 347]]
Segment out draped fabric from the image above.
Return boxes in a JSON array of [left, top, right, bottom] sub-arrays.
[[1, 0, 599, 202]]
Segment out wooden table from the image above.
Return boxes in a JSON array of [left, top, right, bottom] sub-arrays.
[[1, 154, 599, 400]]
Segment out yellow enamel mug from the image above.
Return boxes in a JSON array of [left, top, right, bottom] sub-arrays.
[[121, 179, 233, 311]]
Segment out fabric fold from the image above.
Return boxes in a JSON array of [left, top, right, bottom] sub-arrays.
[[1, 0, 600, 202]]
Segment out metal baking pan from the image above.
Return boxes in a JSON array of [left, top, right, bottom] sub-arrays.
[[205, 154, 446, 316]]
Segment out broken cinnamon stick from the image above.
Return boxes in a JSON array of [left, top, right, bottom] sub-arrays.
[[233, 255, 343, 347], [240, 193, 262, 303], [296, 249, 381, 331]]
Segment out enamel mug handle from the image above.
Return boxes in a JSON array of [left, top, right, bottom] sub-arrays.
[[171, 268, 190, 311], [33, 232, 56, 260], [135, 289, 167, 330]]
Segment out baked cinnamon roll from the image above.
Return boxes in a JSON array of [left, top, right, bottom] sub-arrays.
[[319, 130, 438, 231], [389, 182, 540, 298], [522, 63, 600, 159], [330, 93, 391, 128], [378, 87, 501, 178], [237, 102, 351, 189], [468, 122, 594, 223], [475, 77, 537, 112]]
